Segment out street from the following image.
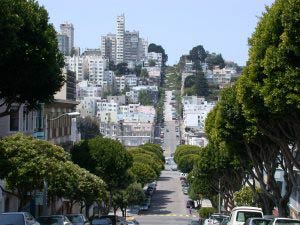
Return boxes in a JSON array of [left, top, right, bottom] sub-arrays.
[[134, 90, 199, 224], [136, 171, 198, 225]]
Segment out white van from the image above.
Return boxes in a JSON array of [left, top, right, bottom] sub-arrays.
[[227, 206, 263, 225]]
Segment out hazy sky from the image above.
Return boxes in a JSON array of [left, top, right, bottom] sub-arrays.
[[37, 0, 275, 66]]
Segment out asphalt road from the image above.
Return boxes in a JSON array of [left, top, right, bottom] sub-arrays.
[[137, 170, 199, 225], [133, 91, 199, 224]]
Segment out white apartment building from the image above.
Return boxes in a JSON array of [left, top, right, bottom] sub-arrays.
[[205, 66, 237, 87], [144, 52, 162, 68], [77, 96, 102, 117], [126, 85, 158, 103], [182, 96, 215, 132], [115, 76, 126, 92], [66, 56, 84, 81], [145, 67, 161, 78], [76, 81, 102, 100], [116, 14, 125, 64], [60, 22, 74, 55], [125, 74, 137, 87], [86, 56, 108, 86]]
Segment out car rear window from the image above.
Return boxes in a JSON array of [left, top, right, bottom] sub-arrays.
[[0, 214, 25, 225], [37, 217, 63, 225], [252, 219, 270, 225], [236, 211, 263, 222], [67, 215, 83, 223], [275, 220, 300, 225]]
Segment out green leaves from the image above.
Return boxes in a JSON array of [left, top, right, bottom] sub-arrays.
[[0, 133, 106, 208], [0, 0, 64, 114]]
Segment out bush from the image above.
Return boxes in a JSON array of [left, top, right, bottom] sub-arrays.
[[199, 207, 216, 218]]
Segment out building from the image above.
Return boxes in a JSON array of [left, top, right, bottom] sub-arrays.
[[86, 56, 108, 86], [107, 95, 127, 105], [101, 33, 117, 62], [77, 96, 102, 117], [60, 22, 74, 55], [66, 56, 84, 81], [116, 14, 125, 64], [126, 85, 158, 103], [57, 34, 69, 56], [124, 30, 140, 63], [82, 48, 101, 57], [144, 52, 162, 68], [76, 80, 102, 100]]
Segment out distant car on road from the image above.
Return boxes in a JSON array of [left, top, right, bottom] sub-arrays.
[[186, 200, 194, 208], [166, 129, 169, 132]]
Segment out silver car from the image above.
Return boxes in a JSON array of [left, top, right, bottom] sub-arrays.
[[0, 212, 40, 225]]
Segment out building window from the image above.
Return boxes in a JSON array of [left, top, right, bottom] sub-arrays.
[[10, 108, 19, 131]]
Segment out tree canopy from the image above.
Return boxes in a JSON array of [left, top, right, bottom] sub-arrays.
[[148, 43, 168, 65], [0, 0, 65, 117]]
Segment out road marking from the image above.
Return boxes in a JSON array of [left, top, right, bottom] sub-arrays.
[[139, 214, 198, 218]]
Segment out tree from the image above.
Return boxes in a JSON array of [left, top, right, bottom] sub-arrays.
[[189, 45, 207, 63], [0, 133, 106, 211], [77, 116, 101, 140], [138, 90, 153, 106], [148, 43, 168, 66], [174, 145, 201, 163], [140, 68, 149, 79], [115, 62, 129, 76], [234, 187, 260, 207], [0, 0, 65, 117], [71, 140, 96, 173], [88, 137, 133, 191], [148, 59, 156, 67], [129, 162, 156, 186], [177, 154, 199, 173], [206, 53, 225, 69]]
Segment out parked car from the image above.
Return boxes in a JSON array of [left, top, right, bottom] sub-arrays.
[[91, 218, 112, 225], [210, 214, 229, 225], [37, 215, 72, 225], [139, 203, 149, 211], [268, 218, 300, 225], [0, 212, 40, 225], [221, 218, 229, 225], [186, 200, 194, 208], [125, 216, 139, 225], [99, 215, 125, 225], [183, 187, 189, 195], [66, 214, 90, 225], [244, 218, 272, 225], [227, 207, 263, 225], [188, 221, 201, 225]]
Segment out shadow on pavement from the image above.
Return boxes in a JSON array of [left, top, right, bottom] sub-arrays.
[[158, 176, 172, 181], [140, 190, 174, 215]]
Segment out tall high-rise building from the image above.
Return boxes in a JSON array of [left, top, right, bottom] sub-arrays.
[[124, 30, 139, 63], [116, 14, 125, 64], [101, 33, 116, 62], [60, 22, 74, 55], [57, 34, 69, 56]]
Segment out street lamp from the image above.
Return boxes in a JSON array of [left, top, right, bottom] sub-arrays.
[[43, 111, 80, 216]]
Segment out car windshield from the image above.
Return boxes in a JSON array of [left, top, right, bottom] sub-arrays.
[[37, 216, 63, 225], [275, 219, 300, 225], [92, 219, 109, 225], [236, 211, 262, 222], [0, 214, 25, 225], [67, 215, 83, 223], [252, 219, 270, 225]]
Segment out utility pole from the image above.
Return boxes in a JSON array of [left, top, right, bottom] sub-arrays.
[[218, 179, 221, 213]]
